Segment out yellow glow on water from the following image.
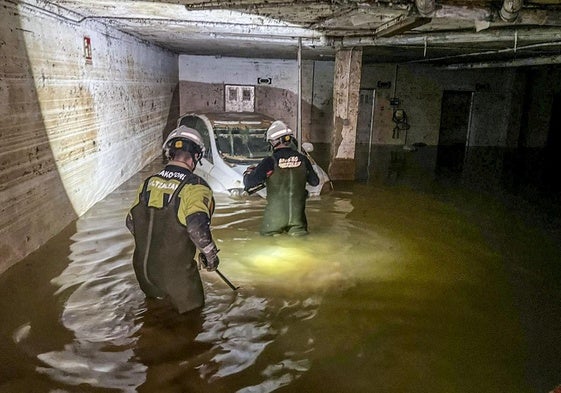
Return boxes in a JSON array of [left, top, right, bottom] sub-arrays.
[[211, 189, 425, 293], [250, 245, 314, 275]]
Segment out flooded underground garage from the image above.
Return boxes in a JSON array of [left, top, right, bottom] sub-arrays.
[[3, 1, 561, 392]]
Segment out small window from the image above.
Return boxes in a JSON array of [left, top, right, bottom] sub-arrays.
[[225, 85, 254, 112]]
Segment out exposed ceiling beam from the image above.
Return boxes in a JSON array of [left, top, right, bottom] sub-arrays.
[[29, 0, 561, 63], [374, 14, 432, 37]]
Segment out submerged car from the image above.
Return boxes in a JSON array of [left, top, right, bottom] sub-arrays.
[[176, 111, 332, 198]]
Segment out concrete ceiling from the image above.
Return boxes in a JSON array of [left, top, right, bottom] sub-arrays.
[[43, 0, 561, 67]]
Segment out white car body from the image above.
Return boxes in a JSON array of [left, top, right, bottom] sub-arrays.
[[177, 112, 332, 198]]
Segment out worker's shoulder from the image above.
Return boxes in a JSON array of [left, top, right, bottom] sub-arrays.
[[273, 146, 300, 158], [276, 147, 310, 162], [157, 166, 211, 189], [181, 171, 212, 192]]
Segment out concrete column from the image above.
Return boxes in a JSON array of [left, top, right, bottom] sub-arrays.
[[328, 48, 362, 180]]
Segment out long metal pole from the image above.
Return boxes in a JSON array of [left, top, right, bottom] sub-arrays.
[[215, 269, 240, 291], [297, 37, 303, 150], [464, 91, 475, 165], [199, 254, 239, 291], [367, 91, 376, 179]]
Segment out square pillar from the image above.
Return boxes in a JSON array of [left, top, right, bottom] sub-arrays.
[[328, 48, 362, 180]]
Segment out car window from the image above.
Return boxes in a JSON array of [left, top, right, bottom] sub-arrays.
[[214, 126, 270, 164], [179, 116, 213, 164], [194, 118, 213, 164], [179, 116, 197, 129]]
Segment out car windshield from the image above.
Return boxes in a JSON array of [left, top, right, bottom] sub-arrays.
[[214, 125, 271, 164]]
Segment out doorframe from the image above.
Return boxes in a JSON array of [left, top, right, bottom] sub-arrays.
[[464, 91, 475, 163], [437, 89, 475, 171]]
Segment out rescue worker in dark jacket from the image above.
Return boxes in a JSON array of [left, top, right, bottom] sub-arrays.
[[243, 120, 319, 236], [126, 125, 220, 314]]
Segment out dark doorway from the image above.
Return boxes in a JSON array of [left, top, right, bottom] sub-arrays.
[[543, 92, 561, 191], [436, 90, 473, 172], [546, 93, 561, 151]]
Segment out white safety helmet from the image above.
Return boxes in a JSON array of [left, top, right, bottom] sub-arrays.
[[266, 120, 294, 146], [163, 125, 205, 160]]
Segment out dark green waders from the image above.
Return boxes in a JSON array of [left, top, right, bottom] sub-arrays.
[[131, 182, 204, 313], [261, 163, 309, 236]]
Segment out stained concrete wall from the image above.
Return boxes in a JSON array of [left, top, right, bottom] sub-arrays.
[[361, 63, 528, 148], [180, 55, 518, 153], [178, 55, 333, 144], [176, 56, 549, 152], [310, 61, 334, 144], [361, 63, 561, 150], [358, 62, 561, 191], [176, 54, 540, 166], [0, 0, 179, 273]]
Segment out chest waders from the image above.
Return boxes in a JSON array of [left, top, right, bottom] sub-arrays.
[[131, 178, 204, 313], [261, 159, 308, 236]]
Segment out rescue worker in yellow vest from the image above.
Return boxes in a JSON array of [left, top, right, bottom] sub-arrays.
[[126, 125, 220, 314], [243, 120, 319, 236]]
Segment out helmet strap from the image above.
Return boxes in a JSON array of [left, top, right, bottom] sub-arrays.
[[270, 139, 282, 148]]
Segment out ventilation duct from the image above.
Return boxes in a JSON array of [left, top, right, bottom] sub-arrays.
[[500, 0, 523, 22]]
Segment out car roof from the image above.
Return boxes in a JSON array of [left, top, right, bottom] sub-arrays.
[[185, 111, 275, 128]]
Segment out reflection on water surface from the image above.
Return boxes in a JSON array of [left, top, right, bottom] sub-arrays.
[[1, 150, 560, 393]]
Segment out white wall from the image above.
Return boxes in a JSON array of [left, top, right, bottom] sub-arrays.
[[178, 55, 335, 143], [179, 55, 300, 92], [0, 0, 179, 273]]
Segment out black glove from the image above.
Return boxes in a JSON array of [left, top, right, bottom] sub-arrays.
[[243, 165, 256, 177], [199, 244, 220, 271]]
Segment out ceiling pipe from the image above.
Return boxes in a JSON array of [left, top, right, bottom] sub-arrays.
[[415, 0, 436, 18], [408, 41, 561, 64], [336, 27, 561, 47], [443, 54, 561, 69], [500, 0, 523, 22], [374, 14, 431, 37]]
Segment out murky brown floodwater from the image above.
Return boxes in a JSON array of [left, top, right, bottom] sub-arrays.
[[1, 149, 561, 393]]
